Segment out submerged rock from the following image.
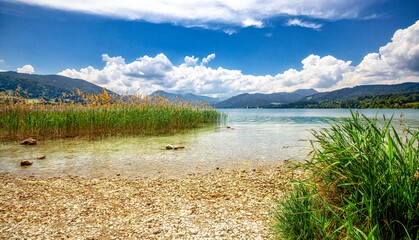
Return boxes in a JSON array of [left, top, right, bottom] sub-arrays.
[[166, 145, 186, 150], [20, 138, 37, 145], [20, 160, 33, 166], [37, 155, 46, 160]]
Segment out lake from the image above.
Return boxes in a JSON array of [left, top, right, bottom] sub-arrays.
[[1, 109, 418, 178]]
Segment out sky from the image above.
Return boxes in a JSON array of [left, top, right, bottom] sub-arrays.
[[0, 0, 418, 97]]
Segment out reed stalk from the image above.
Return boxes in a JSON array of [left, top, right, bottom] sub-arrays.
[[271, 111, 418, 239], [0, 88, 224, 140]]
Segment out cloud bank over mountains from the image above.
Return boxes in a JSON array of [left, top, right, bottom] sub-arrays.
[[12, 0, 379, 31], [17, 64, 35, 74], [58, 21, 419, 97]]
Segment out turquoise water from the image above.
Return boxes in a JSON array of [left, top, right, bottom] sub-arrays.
[[1, 109, 418, 178]]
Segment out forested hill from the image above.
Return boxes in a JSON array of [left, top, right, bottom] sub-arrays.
[[269, 83, 419, 109], [0, 71, 110, 99], [216, 82, 419, 109], [303, 82, 419, 102], [272, 92, 419, 109], [215, 89, 317, 108]]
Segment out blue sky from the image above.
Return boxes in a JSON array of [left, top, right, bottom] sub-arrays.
[[0, 0, 418, 97]]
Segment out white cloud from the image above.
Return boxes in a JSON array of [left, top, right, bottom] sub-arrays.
[[223, 29, 238, 35], [14, 0, 378, 31], [58, 21, 419, 97], [201, 54, 216, 65], [279, 55, 354, 88], [183, 56, 199, 67], [337, 20, 419, 88], [17, 64, 34, 74], [242, 19, 263, 28], [286, 19, 323, 30]]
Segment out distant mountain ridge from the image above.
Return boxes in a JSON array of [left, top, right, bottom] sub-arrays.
[[303, 83, 419, 103], [215, 89, 318, 108], [215, 83, 419, 108], [0, 71, 112, 99], [150, 90, 221, 105]]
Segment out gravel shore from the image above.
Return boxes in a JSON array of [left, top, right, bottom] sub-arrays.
[[0, 166, 306, 239]]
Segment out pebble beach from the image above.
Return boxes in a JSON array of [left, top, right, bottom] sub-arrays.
[[0, 166, 307, 239]]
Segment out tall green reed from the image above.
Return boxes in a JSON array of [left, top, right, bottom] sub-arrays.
[[271, 111, 418, 239], [0, 89, 224, 140]]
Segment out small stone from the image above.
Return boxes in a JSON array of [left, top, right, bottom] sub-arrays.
[[20, 160, 33, 166], [20, 138, 37, 145], [116, 173, 121, 176], [37, 155, 46, 160], [174, 146, 185, 150], [226, 126, 231, 129], [165, 144, 174, 150]]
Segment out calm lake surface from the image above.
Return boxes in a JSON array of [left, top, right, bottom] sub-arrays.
[[1, 109, 418, 178]]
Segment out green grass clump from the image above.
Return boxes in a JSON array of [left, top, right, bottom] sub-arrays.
[[0, 89, 224, 140], [271, 111, 419, 239]]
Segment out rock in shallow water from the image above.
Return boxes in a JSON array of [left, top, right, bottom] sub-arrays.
[[20, 160, 33, 166], [20, 138, 37, 145]]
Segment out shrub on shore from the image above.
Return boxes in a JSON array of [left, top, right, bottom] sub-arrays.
[[271, 111, 418, 239], [0, 88, 223, 140]]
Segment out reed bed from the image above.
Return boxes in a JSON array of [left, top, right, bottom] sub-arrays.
[[271, 111, 418, 239], [0, 88, 223, 141]]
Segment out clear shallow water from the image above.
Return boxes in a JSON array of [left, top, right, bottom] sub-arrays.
[[1, 109, 418, 178]]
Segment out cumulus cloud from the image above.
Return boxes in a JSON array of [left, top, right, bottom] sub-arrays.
[[337, 20, 419, 88], [242, 19, 263, 28], [201, 54, 215, 65], [58, 21, 419, 97], [56, 53, 353, 97], [286, 19, 323, 30], [183, 56, 199, 67], [280, 55, 353, 88], [13, 0, 378, 31], [17, 64, 34, 74]]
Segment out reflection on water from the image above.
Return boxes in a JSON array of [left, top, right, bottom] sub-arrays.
[[1, 109, 418, 178]]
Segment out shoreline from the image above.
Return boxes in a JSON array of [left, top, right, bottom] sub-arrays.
[[0, 165, 307, 239]]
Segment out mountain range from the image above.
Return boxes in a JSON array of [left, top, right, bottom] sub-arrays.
[[0, 71, 110, 99], [0, 72, 418, 108], [302, 83, 419, 103], [214, 89, 317, 108]]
